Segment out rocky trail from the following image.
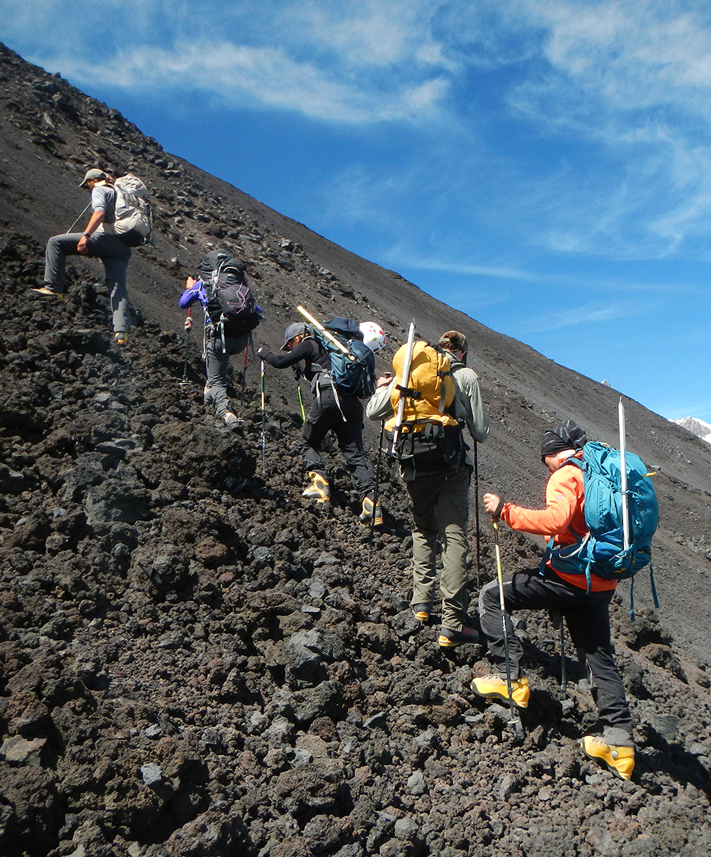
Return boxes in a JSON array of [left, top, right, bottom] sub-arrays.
[[0, 236, 710, 857]]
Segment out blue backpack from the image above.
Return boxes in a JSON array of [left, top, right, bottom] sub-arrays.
[[549, 441, 659, 612], [313, 318, 376, 399]]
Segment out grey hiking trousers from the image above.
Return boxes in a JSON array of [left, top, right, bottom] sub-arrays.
[[204, 331, 250, 418], [44, 232, 132, 333], [479, 564, 634, 744]]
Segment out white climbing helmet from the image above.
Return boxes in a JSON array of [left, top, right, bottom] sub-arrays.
[[359, 321, 386, 352]]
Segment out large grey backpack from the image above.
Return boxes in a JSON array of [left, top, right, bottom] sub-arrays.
[[113, 174, 153, 246]]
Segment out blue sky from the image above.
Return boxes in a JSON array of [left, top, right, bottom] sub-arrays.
[[2, 0, 710, 422]]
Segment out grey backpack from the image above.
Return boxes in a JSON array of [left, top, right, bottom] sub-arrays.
[[113, 174, 153, 246]]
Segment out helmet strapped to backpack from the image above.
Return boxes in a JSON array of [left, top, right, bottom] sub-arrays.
[[359, 321, 386, 352]]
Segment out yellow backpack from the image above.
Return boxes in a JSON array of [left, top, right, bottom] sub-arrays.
[[386, 341, 459, 433]]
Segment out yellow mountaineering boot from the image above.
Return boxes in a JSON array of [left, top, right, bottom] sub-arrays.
[[581, 735, 635, 781], [438, 625, 479, 647], [412, 603, 431, 623], [359, 495, 383, 526], [301, 471, 330, 503], [471, 674, 530, 709], [31, 285, 66, 300]]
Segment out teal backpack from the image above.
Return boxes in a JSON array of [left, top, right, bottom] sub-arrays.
[[549, 441, 659, 616], [313, 318, 376, 399]]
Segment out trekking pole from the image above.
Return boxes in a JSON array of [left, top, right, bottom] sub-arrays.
[[474, 440, 481, 584], [492, 518, 524, 739], [548, 608, 567, 692], [239, 344, 248, 413], [297, 305, 356, 361], [391, 321, 416, 453], [181, 308, 191, 384], [296, 383, 306, 422], [260, 360, 266, 473], [560, 622, 567, 691], [368, 420, 386, 561], [65, 202, 92, 234], [618, 398, 630, 551]]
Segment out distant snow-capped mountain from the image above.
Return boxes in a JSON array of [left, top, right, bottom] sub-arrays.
[[671, 417, 711, 444]]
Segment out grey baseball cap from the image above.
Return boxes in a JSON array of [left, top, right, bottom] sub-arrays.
[[282, 322, 307, 350], [79, 168, 108, 187]]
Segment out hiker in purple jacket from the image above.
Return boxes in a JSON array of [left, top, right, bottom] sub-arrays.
[[180, 250, 256, 428]]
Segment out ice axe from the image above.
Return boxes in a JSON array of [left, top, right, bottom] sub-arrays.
[[296, 305, 356, 360], [390, 320, 416, 454]]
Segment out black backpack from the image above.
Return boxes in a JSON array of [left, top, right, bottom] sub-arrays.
[[198, 251, 261, 335]]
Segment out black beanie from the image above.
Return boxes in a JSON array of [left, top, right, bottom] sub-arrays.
[[540, 420, 587, 460]]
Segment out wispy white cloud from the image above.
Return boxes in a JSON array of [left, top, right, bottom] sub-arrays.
[[7, 0, 457, 125], [397, 256, 545, 283], [53, 40, 442, 124], [524, 301, 632, 333], [282, 0, 448, 69]]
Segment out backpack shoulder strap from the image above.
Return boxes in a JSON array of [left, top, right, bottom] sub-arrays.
[[558, 454, 584, 472]]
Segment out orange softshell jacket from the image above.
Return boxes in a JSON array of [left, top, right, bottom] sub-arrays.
[[500, 451, 617, 592]]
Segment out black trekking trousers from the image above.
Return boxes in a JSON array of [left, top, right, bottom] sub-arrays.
[[479, 564, 633, 741], [300, 387, 376, 501]]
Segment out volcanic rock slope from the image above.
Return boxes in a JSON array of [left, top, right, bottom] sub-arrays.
[[1, 41, 711, 857]]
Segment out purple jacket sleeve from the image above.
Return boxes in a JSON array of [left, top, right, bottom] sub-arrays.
[[179, 288, 198, 309], [179, 280, 208, 309]]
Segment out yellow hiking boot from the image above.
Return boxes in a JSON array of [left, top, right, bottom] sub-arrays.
[[359, 495, 383, 526], [412, 603, 431, 623], [31, 285, 66, 300], [581, 735, 635, 781], [471, 674, 530, 709], [301, 471, 330, 503], [439, 625, 479, 647]]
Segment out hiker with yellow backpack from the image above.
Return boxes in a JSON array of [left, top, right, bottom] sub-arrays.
[[366, 329, 489, 648]]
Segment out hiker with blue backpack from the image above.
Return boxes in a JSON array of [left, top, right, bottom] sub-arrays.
[[256, 316, 384, 525], [473, 419, 658, 781], [180, 250, 261, 427]]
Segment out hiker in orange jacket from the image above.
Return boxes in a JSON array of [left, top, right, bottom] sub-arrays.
[[472, 420, 636, 781]]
